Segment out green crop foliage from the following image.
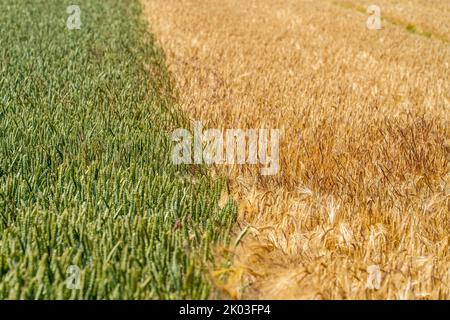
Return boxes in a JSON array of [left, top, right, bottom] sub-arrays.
[[406, 24, 417, 33], [0, 0, 236, 299]]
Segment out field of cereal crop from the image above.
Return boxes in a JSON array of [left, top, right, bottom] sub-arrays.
[[1, 0, 448, 301], [142, 0, 450, 299], [0, 0, 235, 299]]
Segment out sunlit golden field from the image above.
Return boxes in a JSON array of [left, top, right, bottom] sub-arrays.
[[142, 0, 450, 299]]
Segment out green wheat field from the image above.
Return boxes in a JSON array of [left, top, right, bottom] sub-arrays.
[[0, 0, 236, 299]]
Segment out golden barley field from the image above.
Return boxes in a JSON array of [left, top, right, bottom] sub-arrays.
[[142, 0, 450, 299]]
